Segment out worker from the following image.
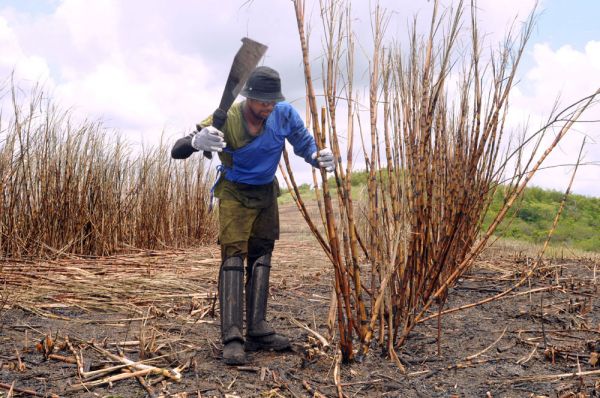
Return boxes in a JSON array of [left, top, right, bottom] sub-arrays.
[[171, 66, 334, 365]]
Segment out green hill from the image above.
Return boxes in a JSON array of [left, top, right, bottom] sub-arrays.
[[483, 186, 600, 252]]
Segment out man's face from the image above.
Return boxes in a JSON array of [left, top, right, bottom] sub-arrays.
[[247, 99, 276, 120]]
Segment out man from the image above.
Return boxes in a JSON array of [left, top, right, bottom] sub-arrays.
[[171, 66, 334, 365]]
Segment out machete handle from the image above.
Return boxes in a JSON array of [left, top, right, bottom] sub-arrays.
[[202, 108, 228, 159]]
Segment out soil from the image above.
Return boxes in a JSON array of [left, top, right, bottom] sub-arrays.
[[1, 202, 599, 398]]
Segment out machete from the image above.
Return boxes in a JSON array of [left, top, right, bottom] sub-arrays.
[[170, 37, 267, 160], [203, 37, 268, 159]]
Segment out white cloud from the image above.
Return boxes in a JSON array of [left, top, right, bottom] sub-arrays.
[[0, 15, 50, 83], [527, 42, 600, 105], [510, 40, 600, 195], [55, 0, 120, 58]]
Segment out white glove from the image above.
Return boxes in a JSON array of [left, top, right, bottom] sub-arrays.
[[191, 126, 226, 152], [312, 147, 335, 172]]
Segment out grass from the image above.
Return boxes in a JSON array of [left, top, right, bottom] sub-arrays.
[[484, 186, 600, 253]]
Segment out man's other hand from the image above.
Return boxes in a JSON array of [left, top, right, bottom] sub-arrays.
[[312, 148, 335, 172], [191, 126, 227, 152]]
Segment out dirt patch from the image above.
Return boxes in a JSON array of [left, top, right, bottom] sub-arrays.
[[1, 203, 599, 397]]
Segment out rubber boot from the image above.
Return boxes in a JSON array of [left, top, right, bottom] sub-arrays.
[[245, 254, 291, 352], [219, 257, 246, 365]]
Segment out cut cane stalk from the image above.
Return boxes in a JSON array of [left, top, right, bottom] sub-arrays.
[[289, 317, 330, 349], [91, 344, 182, 381]]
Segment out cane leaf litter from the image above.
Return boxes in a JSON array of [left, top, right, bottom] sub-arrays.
[[1, 202, 599, 397]]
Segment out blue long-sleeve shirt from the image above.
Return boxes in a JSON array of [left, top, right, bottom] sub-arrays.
[[211, 101, 318, 185]]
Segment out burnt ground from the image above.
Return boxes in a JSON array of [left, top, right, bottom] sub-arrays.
[[0, 202, 599, 398]]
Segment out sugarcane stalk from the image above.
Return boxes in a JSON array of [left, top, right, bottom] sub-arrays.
[[293, 0, 354, 362]]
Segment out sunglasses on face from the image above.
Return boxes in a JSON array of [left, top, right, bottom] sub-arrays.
[[251, 99, 276, 107]]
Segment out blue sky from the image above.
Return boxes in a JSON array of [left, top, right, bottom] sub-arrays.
[[0, 0, 599, 196], [532, 1, 599, 48]]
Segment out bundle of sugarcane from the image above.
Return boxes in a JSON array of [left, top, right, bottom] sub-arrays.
[[287, 0, 599, 365]]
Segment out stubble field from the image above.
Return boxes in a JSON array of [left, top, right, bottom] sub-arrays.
[[0, 202, 599, 398]]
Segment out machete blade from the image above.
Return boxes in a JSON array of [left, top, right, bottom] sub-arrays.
[[218, 37, 268, 113], [203, 37, 267, 159]]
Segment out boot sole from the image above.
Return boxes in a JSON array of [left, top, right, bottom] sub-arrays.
[[224, 356, 246, 365], [245, 341, 291, 352]]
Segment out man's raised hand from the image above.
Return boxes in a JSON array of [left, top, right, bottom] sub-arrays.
[[191, 126, 227, 152]]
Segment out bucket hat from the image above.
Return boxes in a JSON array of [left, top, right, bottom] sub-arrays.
[[240, 66, 285, 102]]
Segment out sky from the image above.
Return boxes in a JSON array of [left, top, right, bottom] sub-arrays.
[[0, 0, 599, 197]]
